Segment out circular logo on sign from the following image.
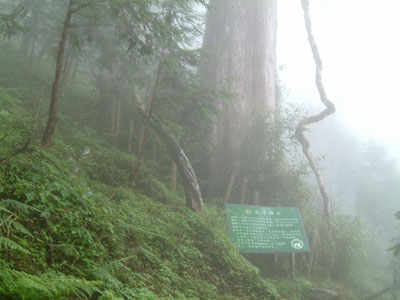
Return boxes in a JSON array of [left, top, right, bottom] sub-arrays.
[[291, 239, 304, 250]]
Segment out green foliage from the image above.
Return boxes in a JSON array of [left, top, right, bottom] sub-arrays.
[[275, 277, 313, 300], [0, 110, 277, 300], [307, 213, 391, 298], [1, 2, 394, 297], [0, 266, 102, 300], [0, 2, 25, 39]]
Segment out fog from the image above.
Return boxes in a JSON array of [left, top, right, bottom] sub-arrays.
[[0, 0, 399, 298], [278, 0, 400, 162]]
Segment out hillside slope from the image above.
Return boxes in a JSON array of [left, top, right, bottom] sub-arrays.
[[0, 45, 282, 300]]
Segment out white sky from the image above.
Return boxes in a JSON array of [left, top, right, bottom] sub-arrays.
[[277, 0, 400, 161]]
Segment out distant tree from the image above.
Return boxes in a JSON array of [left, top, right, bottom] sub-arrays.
[[392, 211, 400, 256], [41, 0, 112, 148], [354, 143, 400, 243]]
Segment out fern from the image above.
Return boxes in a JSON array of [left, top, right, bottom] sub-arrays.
[[10, 220, 34, 238], [0, 236, 30, 254], [0, 199, 40, 213], [0, 267, 102, 300]]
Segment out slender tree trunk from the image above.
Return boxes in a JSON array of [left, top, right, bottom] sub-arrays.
[[27, 37, 37, 107], [252, 189, 260, 205], [171, 161, 177, 190], [295, 0, 336, 222], [307, 229, 319, 278], [27, 37, 36, 80], [291, 253, 296, 280], [108, 96, 116, 143], [274, 254, 279, 274], [224, 160, 239, 204], [113, 99, 121, 148], [137, 126, 145, 153], [128, 119, 134, 154], [239, 176, 248, 204], [59, 53, 73, 97], [41, 0, 73, 148], [130, 54, 164, 187]]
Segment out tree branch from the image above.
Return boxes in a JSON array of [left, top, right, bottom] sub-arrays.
[[296, 0, 336, 220], [70, 0, 109, 14]]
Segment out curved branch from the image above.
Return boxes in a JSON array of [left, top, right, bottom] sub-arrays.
[[296, 0, 336, 219]]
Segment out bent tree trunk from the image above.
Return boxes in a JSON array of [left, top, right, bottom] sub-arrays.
[[41, 0, 73, 148], [296, 0, 335, 220], [134, 94, 203, 213]]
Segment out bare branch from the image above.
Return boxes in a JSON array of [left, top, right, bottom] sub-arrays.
[[296, 0, 336, 220]]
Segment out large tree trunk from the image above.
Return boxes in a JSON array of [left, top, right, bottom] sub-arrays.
[[134, 95, 203, 213], [199, 0, 277, 197], [41, 0, 73, 148]]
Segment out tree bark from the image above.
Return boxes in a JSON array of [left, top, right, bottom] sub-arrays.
[[200, 0, 277, 197], [41, 0, 73, 148], [134, 94, 203, 213], [59, 52, 73, 97]]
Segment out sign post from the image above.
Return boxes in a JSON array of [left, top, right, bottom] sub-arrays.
[[225, 204, 310, 253]]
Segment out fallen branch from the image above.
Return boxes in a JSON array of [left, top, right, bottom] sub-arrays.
[[133, 94, 203, 213], [296, 0, 335, 220]]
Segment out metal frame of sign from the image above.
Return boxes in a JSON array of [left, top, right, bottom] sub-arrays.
[[225, 204, 310, 253]]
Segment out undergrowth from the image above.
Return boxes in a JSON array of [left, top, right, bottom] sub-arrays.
[[0, 85, 279, 298]]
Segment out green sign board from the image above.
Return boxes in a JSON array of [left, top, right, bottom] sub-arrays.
[[226, 204, 310, 253]]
